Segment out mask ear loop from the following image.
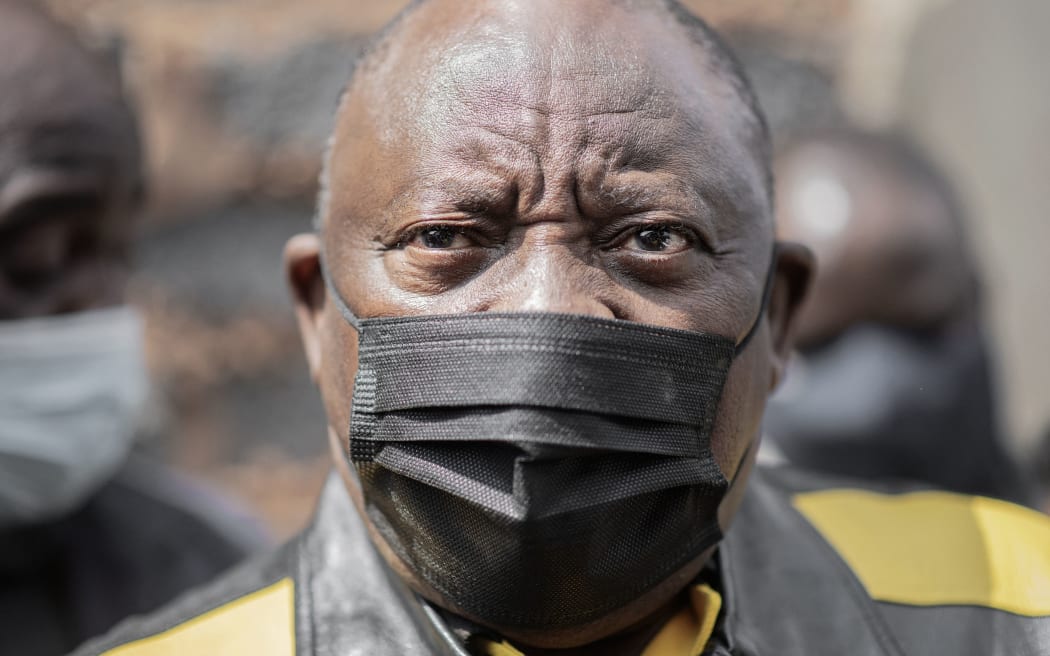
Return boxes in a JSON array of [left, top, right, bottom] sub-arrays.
[[317, 247, 374, 463], [318, 248, 362, 331], [733, 243, 779, 356]]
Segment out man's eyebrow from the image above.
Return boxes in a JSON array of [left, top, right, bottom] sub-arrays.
[[589, 173, 709, 216], [416, 175, 519, 215]]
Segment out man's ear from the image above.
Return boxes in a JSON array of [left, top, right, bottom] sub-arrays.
[[766, 241, 815, 391], [284, 233, 325, 383]]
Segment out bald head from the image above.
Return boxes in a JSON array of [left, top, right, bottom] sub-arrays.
[[0, 1, 140, 181], [318, 0, 770, 227], [776, 130, 978, 347], [0, 0, 143, 319]]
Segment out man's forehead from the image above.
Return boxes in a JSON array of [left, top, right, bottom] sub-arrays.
[[350, 2, 726, 143], [325, 0, 769, 231]]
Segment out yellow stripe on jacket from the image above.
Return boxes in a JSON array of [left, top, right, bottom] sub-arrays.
[[794, 489, 1050, 616], [101, 578, 295, 656]]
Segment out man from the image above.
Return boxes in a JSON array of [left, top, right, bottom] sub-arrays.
[[74, 1, 1050, 654], [763, 129, 1030, 503], [0, 3, 264, 654]]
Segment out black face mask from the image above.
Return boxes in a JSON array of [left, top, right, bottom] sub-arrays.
[[321, 255, 774, 631], [764, 323, 1023, 502]]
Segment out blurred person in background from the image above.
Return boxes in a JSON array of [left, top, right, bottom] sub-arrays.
[[763, 128, 1030, 504], [1029, 424, 1050, 514], [0, 2, 266, 654], [75, 2, 1050, 655]]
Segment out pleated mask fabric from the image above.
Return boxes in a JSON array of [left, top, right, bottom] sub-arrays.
[[320, 253, 773, 630]]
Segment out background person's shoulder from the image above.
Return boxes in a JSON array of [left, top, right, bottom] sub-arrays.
[[101, 453, 272, 559], [68, 542, 297, 656]]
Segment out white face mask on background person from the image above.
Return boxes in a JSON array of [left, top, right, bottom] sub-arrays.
[[0, 306, 148, 527]]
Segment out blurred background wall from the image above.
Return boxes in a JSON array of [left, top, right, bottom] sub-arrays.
[[41, 0, 1049, 537]]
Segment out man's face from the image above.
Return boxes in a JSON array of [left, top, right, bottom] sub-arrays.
[[0, 3, 140, 320], [287, 0, 811, 645]]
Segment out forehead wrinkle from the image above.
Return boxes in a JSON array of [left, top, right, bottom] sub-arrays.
[[412, 116, 545, 212], [415, 167, 518, 216], [374, 5, 680, 145], [573, 100, 760, 241], [411, 33, 547, 141], [450, 46, 671, 124], [415, 47, 682, 215], [329, 0, 771, 242]]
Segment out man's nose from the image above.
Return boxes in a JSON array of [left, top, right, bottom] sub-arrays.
[[484, 245, 617, 319]]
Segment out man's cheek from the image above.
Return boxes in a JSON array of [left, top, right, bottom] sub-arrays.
[[709, 346, 766, 477]]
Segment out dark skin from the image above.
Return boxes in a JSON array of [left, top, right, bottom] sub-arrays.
[[775, 138, 977, 349], [286, 0, 813, 652], [0, 0, 141, 320]]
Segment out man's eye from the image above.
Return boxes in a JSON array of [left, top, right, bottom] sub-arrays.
[[625, 225, 692, 253], [408, 226, 472, 249]]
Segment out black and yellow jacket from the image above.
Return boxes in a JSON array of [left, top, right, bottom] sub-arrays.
[[71, 466, 1050, 655]]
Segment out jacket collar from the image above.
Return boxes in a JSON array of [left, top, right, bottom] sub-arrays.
[[718, 466, 906, 656], [294, 473, 468, 655]]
